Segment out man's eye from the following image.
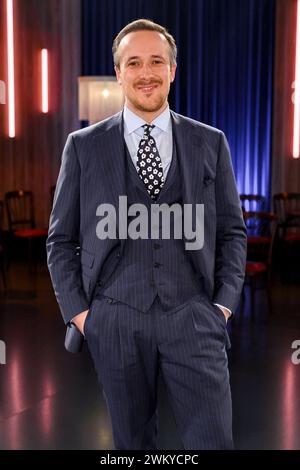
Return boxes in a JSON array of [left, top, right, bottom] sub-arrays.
[[128, 62, 138, 67], [153, 60, 163, 64]]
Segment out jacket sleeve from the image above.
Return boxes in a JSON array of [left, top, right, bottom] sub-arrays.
[[46, 134, 89, 325], [212, 131, 247, 313]]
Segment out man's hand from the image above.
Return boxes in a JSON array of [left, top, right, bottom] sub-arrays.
[[214, 304, 231, 323], [219, 307, 231, 323], [71, 309, 89, 335]]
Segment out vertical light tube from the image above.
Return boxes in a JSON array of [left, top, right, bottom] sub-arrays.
[[41, 49, 49, 113], [293, 0, 300, 158], [6, 0, 15, 138]]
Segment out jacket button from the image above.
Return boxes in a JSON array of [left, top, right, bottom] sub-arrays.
[[116, 252, 121, 258], [97, 280, 103, 286], [153, 262, 162, 268], [106, 298, 113, 304], [153, 243, 161, 249]]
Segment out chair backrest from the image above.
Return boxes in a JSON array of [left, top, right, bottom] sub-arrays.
[[0, 201, 4, 246], [243, 211, 277, 265], [273, 192, 300, 226], [0, 201, 3, 232], [240, 194, 266, 213], [5, 190, 35, 231]]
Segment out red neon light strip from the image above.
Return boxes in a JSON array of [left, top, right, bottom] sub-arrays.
[[41, 49, 48, 113], [6, 0, 15, 138], [293, 0, 300, 158]]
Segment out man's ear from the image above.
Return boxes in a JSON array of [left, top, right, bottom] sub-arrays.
[[114, 65, 122, 84], [170, 63, 177, 83]]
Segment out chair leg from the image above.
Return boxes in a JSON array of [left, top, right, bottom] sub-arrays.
[[266, 270, 273, 316], [0, 259, 6, 289], [266, 285, 272, 317], [249, 276, 255, 321], [27, 237, 36, 274], [279, 240, 288, 284]]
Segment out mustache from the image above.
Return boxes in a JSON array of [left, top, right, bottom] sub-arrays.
[[135, 80, 162, 87]]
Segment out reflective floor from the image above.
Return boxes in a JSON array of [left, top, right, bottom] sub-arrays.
[[0, 261, 299, 449]]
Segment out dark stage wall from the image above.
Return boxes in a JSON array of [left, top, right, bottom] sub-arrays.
[[1, 0, 299, 230], [0, 0, 81, 229]]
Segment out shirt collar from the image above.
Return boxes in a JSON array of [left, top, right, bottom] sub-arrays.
[[123, 104, 170, 134]]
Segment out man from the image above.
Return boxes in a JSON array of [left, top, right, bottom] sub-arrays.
[[47, 19, 247, 450]]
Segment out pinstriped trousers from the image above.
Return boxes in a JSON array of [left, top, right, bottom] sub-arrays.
[[84, 293, 233, 450]]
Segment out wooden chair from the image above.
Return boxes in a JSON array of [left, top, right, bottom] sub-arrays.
[[0, 201, 7, 288], [273, 192, 300, 239], [240, 194, 266, 213], [242, 211, 277, 319], [273, 192, 300, 280], [5, 190, 48, 269]]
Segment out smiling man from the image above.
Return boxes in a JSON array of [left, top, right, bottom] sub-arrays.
[[47, 19, 247, 450], [113, 27, 176, 122]]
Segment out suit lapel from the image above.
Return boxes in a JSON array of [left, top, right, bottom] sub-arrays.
[[170, 110, 204, 206], [93, 111, 126, 247]]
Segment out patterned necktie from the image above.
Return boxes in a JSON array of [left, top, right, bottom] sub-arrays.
[[136, 124, 164, 200]]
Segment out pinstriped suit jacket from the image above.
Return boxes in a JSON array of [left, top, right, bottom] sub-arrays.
[[46, 110, 247, 328]]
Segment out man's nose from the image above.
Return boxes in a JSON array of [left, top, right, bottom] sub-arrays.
[[139, 63, 153, 79]]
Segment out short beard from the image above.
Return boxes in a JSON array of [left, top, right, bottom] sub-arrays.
[[132, 94, 166, 113]]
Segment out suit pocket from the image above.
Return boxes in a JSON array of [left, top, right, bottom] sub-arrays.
[[83, 310, 90, 338], [210, 302, 227, 328], [83, 298, 97, 338], [209, 302, 231, 349], [191, 296, 230, 347], [81, 248, 94, 268]]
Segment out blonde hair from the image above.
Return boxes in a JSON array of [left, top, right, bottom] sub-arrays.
[[112, 18, 177, 67]]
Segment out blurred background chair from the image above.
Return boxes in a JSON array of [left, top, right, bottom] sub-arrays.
[[273, 192, 300, 281], [0, 200, 7, 288], [240, 194, 266, 213], [240, 194, 267, 253], [242, 211, 277, 319], [5, 190, 48, 270], [273, 192, 300, 239]]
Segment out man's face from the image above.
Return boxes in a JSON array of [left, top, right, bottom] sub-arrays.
[[115, 30, 176, 115]]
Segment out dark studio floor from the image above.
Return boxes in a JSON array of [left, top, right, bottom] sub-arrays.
[[0, 255, 300, 450]]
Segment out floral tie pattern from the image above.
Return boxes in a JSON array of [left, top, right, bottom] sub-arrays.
[[136, 124, 164, 200]]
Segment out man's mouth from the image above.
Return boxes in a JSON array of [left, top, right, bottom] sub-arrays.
[[137, 84, 159, 93]]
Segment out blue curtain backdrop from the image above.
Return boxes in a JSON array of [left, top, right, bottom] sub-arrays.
[[82, 0, 275, 203]]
